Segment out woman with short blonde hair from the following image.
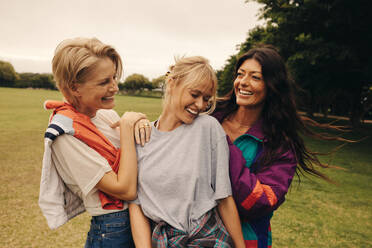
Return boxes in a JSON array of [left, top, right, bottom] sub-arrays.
[[39, 37, 149, 247]]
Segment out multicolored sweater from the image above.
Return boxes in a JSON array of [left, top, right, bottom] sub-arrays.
[[213, 112, 297, 248]]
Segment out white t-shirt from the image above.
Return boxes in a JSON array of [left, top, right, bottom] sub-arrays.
[[51, 109, 127, 216], [135, 114, 232, 232]]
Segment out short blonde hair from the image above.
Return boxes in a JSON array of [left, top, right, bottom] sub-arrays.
[[164, 56, 217, 114], [52, 37, 123, 106]]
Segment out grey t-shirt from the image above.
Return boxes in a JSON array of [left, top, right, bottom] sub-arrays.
[[135, 114, 232, 232]]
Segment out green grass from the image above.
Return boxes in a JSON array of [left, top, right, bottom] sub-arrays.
[[0, 88, 162, 248], [272, 125, 372, 247], [0, 87, 371, 247]]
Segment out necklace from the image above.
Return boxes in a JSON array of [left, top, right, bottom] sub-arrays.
[[226, 115, 251, 129], [222, 116, 250, 142]]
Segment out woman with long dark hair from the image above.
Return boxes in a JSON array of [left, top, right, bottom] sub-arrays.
[[213, 45, 346, 248]]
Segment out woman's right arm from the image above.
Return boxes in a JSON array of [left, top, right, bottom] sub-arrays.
[[129, 203, 152, 248], [96, 112, 146, 201]]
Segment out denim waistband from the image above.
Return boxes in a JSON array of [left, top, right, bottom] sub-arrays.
[[91, 209, 129, 223]]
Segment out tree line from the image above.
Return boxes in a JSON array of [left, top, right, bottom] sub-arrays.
[[0, 61, 56, 90], [0, 60, 165, 94], [217, 0, 371, 126], [2, 0, 371, 124]]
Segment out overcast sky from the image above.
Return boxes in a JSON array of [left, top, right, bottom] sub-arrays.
[[0, 0, 263, 80]]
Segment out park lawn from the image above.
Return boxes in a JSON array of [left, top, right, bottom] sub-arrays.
[[0, 87, 371, 247], [272, 129, 372, 247]]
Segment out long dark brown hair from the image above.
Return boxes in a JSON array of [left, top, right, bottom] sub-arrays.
[[216, 45, 349, 182]]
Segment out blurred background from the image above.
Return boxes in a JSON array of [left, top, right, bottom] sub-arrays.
[[0, 0, 371, 247]]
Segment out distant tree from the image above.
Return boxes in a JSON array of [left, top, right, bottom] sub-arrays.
[[32, 73, 56, 89], [15, 73, 35, 88], [151, 75, 166, 90], [120, 73, 150, 94], [118, 81, 125, 91], [0, 60, 19, 87], [217, 55, 238, 96], [144, 80, 155, 91], [15, 72, 56, 90]]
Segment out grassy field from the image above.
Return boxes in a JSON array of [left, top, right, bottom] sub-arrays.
[[0, 87, 371, 247]]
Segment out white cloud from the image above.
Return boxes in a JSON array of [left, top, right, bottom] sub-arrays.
[[0, 0, 263, 80]]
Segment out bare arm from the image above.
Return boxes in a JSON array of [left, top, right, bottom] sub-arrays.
[[218, 196, 245, 248], [129, 203, 152, 248], [96, 112, 146, 200]]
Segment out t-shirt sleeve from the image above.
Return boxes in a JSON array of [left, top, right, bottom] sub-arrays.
[[51, 134, 112, 196], [130, 197, 141, 205], [211, 134, 232, 200], [107, 109, 121, 122]]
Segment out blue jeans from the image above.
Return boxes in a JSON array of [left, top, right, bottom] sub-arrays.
[[84, 209, 134, 248]]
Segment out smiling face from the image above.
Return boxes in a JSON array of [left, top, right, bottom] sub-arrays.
[[234, 58, 266, 109], [72, 57, 118, 117], [168, 79, 214, 125]]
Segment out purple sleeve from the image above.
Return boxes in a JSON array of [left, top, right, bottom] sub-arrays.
[[228, 140, 297, 220]]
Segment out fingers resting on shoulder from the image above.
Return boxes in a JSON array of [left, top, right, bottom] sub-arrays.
[[110, 112, 151, 146], [134, 118, 152, 147], [121, 112, 147, 126]]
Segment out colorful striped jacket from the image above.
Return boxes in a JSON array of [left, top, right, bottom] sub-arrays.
[[213, 112, 297, 248]]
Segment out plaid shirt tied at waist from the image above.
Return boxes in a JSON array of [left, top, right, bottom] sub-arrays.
[[151, 208, 233, 248]]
